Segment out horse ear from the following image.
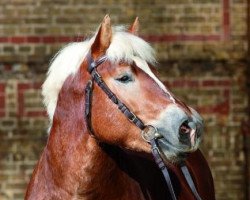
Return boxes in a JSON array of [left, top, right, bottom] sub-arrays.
[[129, 17, 139, 35], [91, 15, 112, 59]]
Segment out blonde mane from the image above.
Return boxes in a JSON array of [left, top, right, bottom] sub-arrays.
[[42, 26, 158, 121]]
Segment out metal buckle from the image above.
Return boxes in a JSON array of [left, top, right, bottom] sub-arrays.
[[141, 125, 160, 142], [128, 112, 137, 123], [90, 62, 97, 70]]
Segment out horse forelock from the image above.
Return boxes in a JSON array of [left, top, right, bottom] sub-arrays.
[[42, 26, 157, 123]]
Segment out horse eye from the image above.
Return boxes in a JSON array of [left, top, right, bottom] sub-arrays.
[[116, 75, 132, 83]]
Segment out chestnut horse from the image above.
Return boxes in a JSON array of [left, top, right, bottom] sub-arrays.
[[25, 16, 215, 200]]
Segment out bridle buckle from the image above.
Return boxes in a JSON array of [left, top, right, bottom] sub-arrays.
[[128, 112, 137, 123], [141, 125, 160, 142]]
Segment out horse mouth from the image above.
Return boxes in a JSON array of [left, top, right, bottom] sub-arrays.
[[141, 123, 202, 163], [155, 135, 201, 163]]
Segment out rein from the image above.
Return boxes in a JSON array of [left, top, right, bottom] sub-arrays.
[[84, 52, 202, 200]]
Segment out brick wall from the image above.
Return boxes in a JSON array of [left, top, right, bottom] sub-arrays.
[[0, 0, 247, 62], [0, 0, 248, 200], [160, 61, 247, 200]]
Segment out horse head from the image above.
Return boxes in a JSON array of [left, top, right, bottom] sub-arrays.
[[42, 15, 204, 164]]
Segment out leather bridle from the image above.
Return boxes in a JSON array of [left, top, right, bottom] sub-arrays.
[[84, 52, 202, 200]]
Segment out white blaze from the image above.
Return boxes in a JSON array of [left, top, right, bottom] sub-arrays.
[[133, 56, 175, 103]]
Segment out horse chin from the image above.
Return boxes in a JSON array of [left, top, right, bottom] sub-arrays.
[[156, 137, 201, 164]]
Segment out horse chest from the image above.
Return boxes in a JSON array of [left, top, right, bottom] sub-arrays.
[[76, 172, 146, 200]]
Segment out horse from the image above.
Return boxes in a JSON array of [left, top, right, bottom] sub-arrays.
[[25, 16, 215, 200]]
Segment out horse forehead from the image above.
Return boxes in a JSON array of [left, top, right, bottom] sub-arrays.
[[98, 62, 129, 76], [132, 57, 167, 90], [102, 56, 168, 93], [132, 57, 176, 104]]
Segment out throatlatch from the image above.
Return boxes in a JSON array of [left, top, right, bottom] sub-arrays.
[[84, 52, 202, 200]]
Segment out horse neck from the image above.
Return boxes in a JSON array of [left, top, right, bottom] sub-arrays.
[[47, 128, 118, 189], [27, 76, 140, 199], [43, 126, 144, 199], [49, 88, 120, 195]]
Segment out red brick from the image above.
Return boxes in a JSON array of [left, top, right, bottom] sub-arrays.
[[163, 81, 171, 88], [0, 83, 6, 118], [4, 64, 12, 71], [0, 34, 222, 45], [72, 36, 85, 42], [202, 80, 231, 87], [172, 80, 185, 87], [33, 82, 42, 89], [42, 36, 57, 43], [223, 89, 230, 97], [197, 99, 230, 115], [185, 80, 199, 87], [57, 36, 73, 43], [0, 83, 5, 93], [242, 122, 250, 136], [18, 83, 32, 91], [171, 80, 199, 88], [202, 80, 216, 87], [217, 80, 231, 87], [223, 0, 230, 39], [10, 36, 26, 44], [27, 36, 41, 43], [0, 37, 9, 43], [18, 92, 24, 117], [17, 82, 43, 117], [143, 34, 221, 42], [177, 34, 221, 41], [0, 97, 5, 108]]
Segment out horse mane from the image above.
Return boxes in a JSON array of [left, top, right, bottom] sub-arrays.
[[42, 26, 156, 122]]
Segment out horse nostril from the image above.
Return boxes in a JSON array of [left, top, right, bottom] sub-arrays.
[[179, 121, 191, 135]]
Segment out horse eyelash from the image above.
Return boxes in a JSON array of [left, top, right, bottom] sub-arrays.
[[116, 74, 134, 83]]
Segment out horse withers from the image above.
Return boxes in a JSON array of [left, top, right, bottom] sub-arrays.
[[25, 16, 215, 200]]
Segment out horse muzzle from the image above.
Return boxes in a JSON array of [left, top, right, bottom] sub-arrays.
[[145, 105, 204, 162]]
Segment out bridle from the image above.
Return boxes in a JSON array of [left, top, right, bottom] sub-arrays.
[[84, 52, 202, 200]]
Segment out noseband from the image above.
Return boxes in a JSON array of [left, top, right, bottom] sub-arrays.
[[84, 52, 202, 200]]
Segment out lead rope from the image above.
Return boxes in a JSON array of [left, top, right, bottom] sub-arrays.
[[84, 52, 202, 200]]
